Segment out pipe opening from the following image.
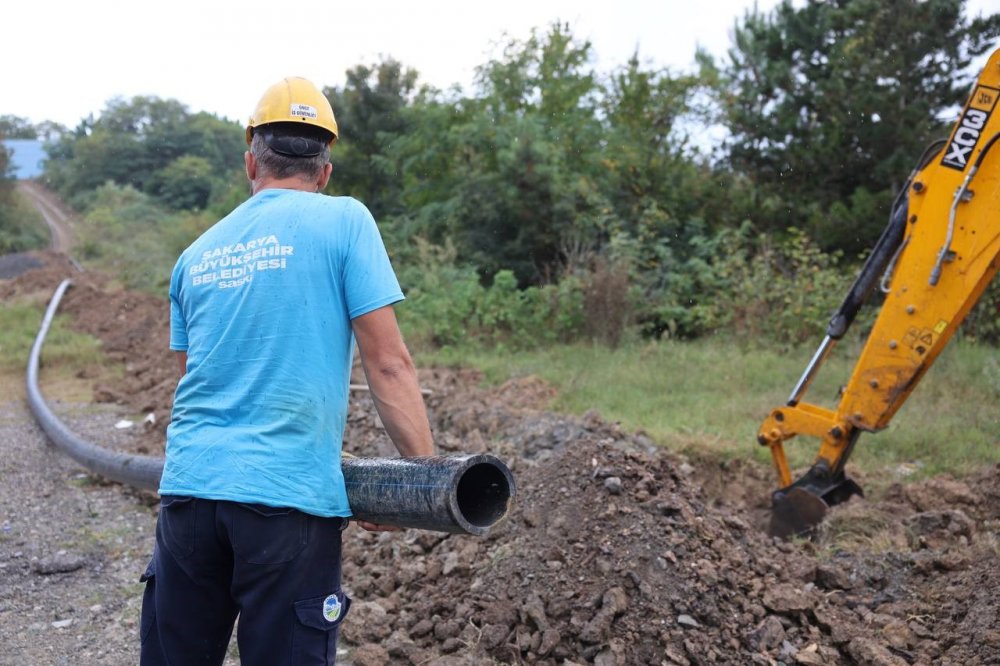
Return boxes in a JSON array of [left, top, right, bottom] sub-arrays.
[[456, 462, 512, 528]]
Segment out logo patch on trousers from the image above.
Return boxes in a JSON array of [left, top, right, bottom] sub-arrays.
[[322, 594, 342, 623]]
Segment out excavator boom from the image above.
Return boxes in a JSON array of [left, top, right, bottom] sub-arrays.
[[760, 48, 1000, 538]]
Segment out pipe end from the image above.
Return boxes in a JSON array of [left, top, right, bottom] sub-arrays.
[[454, 458, 516, 536]]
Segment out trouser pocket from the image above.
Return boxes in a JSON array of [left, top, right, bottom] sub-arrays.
[[232, 502, 308, 565], [158, 496, 197, 560], [292, 590, 352, 665]]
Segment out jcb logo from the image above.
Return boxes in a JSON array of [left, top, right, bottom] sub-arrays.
[[941, 85, 999, 171]]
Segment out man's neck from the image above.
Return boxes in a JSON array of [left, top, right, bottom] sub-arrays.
[[251, 177, 320, 196]]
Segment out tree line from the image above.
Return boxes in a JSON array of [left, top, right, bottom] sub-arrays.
[[3, 0, 998, 345]]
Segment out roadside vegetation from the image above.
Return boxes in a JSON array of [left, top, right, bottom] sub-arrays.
[[0, 301, 102, 373], [0, 298, 114, 403], [0, 146, 47, 253], [1, 0, 997, 479], [423, 338, 1000, 481]]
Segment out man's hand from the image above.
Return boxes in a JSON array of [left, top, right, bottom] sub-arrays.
[[353, 520, 402, 533]]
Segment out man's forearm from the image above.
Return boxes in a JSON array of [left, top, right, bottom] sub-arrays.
[[363, 357, 434, 457], [352, 306, 434, 458]]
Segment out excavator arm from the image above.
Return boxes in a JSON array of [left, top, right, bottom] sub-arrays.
[[761, 48, 1000, 538]]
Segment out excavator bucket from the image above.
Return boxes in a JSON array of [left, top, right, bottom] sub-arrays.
[[768, 488, 829, 539], [768, 474, 864, 539]]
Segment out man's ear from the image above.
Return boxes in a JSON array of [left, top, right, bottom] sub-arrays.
[[244, 151, 256, 182], [317, 161, 333, 191]]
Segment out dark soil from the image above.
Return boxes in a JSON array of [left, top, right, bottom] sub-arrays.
[[0, 252, 43, 279], [4, 251, 1000, 665]]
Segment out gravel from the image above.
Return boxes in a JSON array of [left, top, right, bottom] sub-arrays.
[[0, 400, 160, 665]]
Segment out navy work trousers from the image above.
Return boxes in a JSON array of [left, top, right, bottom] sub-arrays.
[[140, 496, 350, 666]]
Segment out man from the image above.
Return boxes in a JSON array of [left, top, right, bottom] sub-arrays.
[[139, 77, 434, 665]]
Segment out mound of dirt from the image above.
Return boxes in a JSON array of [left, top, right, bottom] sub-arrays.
[[5, 251, 1000, 665], [341, 382, 1000, 665]]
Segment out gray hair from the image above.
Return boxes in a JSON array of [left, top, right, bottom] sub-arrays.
[[250, 132, 330, 181]]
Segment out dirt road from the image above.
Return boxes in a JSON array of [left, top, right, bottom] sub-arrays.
[[3, 251, 1000, 664], [16, 182, 75, 255]]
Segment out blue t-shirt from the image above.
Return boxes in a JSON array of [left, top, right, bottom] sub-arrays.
[[161, 189, 403, 517]]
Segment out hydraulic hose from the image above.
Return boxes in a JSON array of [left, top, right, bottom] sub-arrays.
[[26, 280, 516, 536], [929, 131, 1000, 286]]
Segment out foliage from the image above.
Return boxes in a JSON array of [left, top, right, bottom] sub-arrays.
[[325, 58, 419, 219], [31, 5, 1000, 349], [961, 278, 1000, 345], [147, 155, 216, 210], [395, 238, 587, 349], [0, 115, 37, 139], [723, 228, 853, 344], [75, 182, 213, 292], [45, 97, 244, 212], [0, 302, 104, 373], [0, 146, 48, 252], [713, 0, 1000, 253], [424, 336, 1000, 476]]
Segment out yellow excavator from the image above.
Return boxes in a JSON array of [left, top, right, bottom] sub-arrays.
[[758, 47, 1000, 538]]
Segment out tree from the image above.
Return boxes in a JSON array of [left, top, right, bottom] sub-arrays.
[[0, 143, 48, 252], [599, 55, 723, 251], [715, 0, 1000, 252], [147, 155, 217, 210], [44, 96, 244, 208], [325, 58, 419, 218], [0, 143, 11, 179], [0, 115, 36, 139], [446, 23, 607, 284]]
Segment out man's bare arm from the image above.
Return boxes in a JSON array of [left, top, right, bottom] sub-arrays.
[[351, 306, 434, 458], [176, 351, 187, 376]]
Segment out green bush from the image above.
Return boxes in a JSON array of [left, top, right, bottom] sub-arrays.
[[623, 224, 857, 344], [76, 182, 214, 293], [395, 227, 859, 350], [723, 228, 852, 345], [0, 185, 48, 253], [961, 278, 1000, 345], [147, 155, 217, 210], [395, 239, 587, 350]]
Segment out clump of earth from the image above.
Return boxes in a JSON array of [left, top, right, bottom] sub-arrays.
[[5, 251, 1000, 665]]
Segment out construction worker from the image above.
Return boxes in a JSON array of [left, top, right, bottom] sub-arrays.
[[139, 77, 435, 665]]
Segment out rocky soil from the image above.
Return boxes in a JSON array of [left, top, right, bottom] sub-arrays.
[[2, 251, 999, 665]]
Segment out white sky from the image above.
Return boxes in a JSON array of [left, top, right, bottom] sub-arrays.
[[2, 0, 998, 129]]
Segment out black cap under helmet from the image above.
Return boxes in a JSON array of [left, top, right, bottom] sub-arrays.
[[256, 122, 332, 158]]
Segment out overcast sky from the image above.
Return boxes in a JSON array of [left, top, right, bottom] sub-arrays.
[[3, 0, 998, 129]]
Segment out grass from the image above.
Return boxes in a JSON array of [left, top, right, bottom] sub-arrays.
[[0, 297, 113, 402], [1, 185, 50, 252], [418, 336, 1000, 482]]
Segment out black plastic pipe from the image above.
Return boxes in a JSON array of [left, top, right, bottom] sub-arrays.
[[27, 280, 516, 536], [27, 279, 165, 491], [342, 454, 516, 536]]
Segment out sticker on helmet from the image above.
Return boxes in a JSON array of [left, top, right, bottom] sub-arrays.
[[322, 594, 342, 623], [290, 104, 318, 120]]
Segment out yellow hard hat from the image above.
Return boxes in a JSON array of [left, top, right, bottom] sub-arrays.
[[245, 77, 338, 146]]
